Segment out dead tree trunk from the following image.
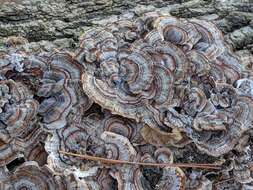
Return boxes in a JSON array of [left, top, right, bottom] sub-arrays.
[[0, 0, 252, 53]]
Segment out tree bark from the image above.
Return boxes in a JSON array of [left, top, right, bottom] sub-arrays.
[[0, 0, 253, 53]]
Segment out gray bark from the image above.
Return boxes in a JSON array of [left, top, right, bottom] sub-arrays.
[[0, 0, 253, 53]]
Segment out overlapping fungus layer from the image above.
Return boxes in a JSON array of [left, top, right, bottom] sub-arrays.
[[0, 13, 253, 189]]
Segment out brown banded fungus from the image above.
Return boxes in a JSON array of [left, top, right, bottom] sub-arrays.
[[1, 10, 253, 190], [77, 13, 253, 158], [0, 161, 86, 190]]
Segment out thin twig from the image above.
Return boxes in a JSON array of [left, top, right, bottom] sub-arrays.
[[59, 150, 221, 170], [213, 177, 234, 187]]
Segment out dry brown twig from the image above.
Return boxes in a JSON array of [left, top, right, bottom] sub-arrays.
[[59, 150, 222, 170]]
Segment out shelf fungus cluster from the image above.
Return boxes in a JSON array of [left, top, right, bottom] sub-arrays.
[[1, 12, 253, 189]]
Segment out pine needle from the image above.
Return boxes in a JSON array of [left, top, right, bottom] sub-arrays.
[[213, 177, 234, 187], [59, 150, 221, 170]]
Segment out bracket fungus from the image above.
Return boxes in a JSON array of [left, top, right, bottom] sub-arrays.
[[76, 13, 252, 158], [1, 11, 253, 189], [0, 161, 86, 190]]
